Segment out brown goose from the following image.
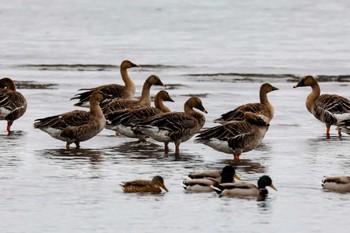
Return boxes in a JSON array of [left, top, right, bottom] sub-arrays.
[[71, 60, 139, 107], [0, 77, 27, 135], [214, 83, 278, 124], [34, 91, 109, 150], [195, 112, 270, 160], [102, 75, 164, 115], [322, 176, 350, 193], [293, 75, 350, 136], [120, 175, 168, 194], [137, 96, 207, 155], [105, 90, 174, 141]]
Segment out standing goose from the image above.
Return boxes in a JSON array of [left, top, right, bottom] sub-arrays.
[[102, 75, 164, 115], [137, 96, 207, 155], [34, 91, 109, 150], [195, 112, 270, 160], [105, 90, 174, 141], [71, 60, 140, 107], [120, 175, 168, 194], [0, 77, 27, 135], [293, 75, 350, 136], [183, 166, 240, 192], [214, 83, 278, 124], [212, 175, 277, 197], [322, 176, 350, 193]]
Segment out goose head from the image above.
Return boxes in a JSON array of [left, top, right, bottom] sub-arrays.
[[120, 60, 140, 69], [0, 77, 16, 91], [185, 96, 208, 114], [293, 75, 318, 88], [155, 90, 174, 102], [146, 75, 164, 87], [261, 83, 279, 93]]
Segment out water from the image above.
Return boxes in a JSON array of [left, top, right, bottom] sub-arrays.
[[0, 0, 350, 232]]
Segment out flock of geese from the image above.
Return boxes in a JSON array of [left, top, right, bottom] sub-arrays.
[[1, 60, 350, 197]]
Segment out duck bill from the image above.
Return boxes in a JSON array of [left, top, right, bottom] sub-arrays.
[[161, 185, 169, 192], [269, 184, 278, 191], [234, 173, 241, 181]]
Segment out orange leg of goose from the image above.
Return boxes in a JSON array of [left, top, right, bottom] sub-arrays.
[[6, 124, 11, 135], [234, 155, 240, 160], [66, 143, 70, 151], [164, 142, 169, 154]]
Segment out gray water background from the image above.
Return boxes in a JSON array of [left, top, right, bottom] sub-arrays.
[[0, 0, 350, 232]]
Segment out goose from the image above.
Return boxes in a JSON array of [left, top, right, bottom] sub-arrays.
[[293, 75, 350, 136], [214, 83, 278, 124], [0, 77, 27, 135], [322, 176, 350, 193], [137, 96, 207, 155], [212, 175, 277, 197], [183, 166, 240, 192], [105, 90, 174, 141], [34, 91, 110, 150], [102, 75, 164, 115], [120, 175, 168, 194], [195, 112, 270, 160], [71, 60, 139, 107]]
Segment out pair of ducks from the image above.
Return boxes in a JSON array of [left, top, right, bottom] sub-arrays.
[[120, 166, 278, 197]]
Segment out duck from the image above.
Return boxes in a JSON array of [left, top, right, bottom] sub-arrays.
[[214, 83, 278, 124], [102, 75, 164, 115], [0, 77, 27, 135], [322, 176, 350, 193], [195, 112, 270, 160], [120, 175, 168, 194], [71, 60, 140, 107], [34, 91, 110, 150], [212, 175, 277, 197], [293, 75, 350, 137], [183, 166, 240, 192], [105, 90, 174, 141], [137, 96, 207, 155]]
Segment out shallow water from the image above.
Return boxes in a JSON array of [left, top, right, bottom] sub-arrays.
[[1, 0, 350, 233]]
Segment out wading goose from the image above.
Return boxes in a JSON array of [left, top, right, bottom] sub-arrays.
[[183, 166, 240, 192], [0, 77, 27, 135], [212, 175, 277, 197], [120, 175, 168, 194], [137, 96, 207, 155], [293, 75, 350, 136], [214, 83, 278, 124], [105, 90, 174, 141], [71, 60, 140, 107], [102, 75, 164, 115], [195, 112, 270, 160], [34, 91, 109, 150], [322, 176, 350, 193]]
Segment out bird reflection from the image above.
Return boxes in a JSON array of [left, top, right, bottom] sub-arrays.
[[39, 148, 103, 163]]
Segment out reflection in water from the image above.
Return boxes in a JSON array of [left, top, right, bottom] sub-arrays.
[[38, 148, 103, 163], [220, 159, 266, 174]]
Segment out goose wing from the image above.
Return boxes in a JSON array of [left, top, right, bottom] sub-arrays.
[[0, 90, 27, 120]]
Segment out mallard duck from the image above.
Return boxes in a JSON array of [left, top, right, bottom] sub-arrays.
[[137, 96, 207, 155], [183, 166, 240, 192], [0, 77, 27, 135], [212, 175, 277, 197], [102, 75, 164, 115], [34, 91, 110, 150], [214, 83, 278, 124], [195, 112, 269, 160], [293, 75, 350, 137], [120, 175, 168, 194], [71, 60, 140, 107], [105, 90, 174, 141], [322, 176, 350, 193]]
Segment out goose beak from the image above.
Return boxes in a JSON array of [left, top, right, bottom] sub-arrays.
[[234, 173, 241, 181], [272, 86, 279, 91], [269, 184, 278, 191], [293, 84, 299, 88]]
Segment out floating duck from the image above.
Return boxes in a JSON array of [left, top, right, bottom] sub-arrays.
[[322, 176, 350, 193], [120, 175, 168, 194]]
